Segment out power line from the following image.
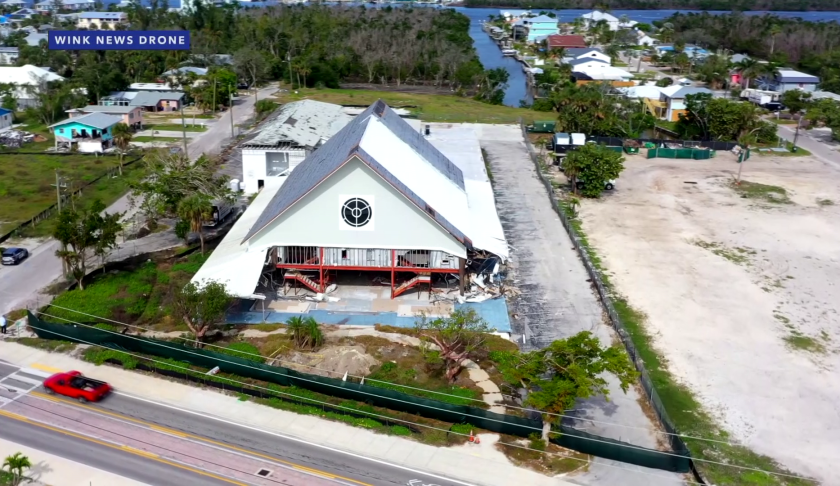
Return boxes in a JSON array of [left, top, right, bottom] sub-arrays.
[[37, 302, 742, 447], [17, 320, 702, 486], [28, 311, 818, 484]]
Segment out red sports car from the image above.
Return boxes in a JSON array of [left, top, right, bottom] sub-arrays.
[[43, 371, 112, 403]]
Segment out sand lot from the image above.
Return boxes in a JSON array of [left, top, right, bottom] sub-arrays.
[[576, 152, 840, 484]]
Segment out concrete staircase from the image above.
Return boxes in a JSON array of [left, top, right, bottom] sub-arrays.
[[392, 273, 431, 298]]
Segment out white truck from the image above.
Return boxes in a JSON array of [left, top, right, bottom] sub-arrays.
[[203, 200, 233, 227]]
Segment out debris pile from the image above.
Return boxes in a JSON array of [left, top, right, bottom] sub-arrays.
[[0, 129, 36, 148]]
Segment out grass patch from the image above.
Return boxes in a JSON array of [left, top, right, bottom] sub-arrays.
[[366, 361, 483, 407], [45, 252, 210, 327], [146, 123, 207, 132], [816, 198, 834, 206], [783, 331, 827, 354], [557, 197, 813, 485], [497, 436, 589, 475], [16, 337, 77, 353], [655, 120, 679, 132], [769, 118, 798, 125], [274, 88, 542, 124], [731, 181, 792, 204], [692, 240, 755, 265], [217, 342, 265, 363], [131, 136, 182, 143]]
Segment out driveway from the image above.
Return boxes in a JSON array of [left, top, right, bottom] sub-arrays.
[[464, 123, 685, 486], [0, 85, 278, 316]]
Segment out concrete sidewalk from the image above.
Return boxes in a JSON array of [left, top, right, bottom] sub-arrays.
[[0, 437, 149, 486], [0, 341, 579, 486]]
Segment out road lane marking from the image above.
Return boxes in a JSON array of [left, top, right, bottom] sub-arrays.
[[0, 410, 250, 486], [116, 391, 474, 486], [29, 363, 62, 374], [122, 445, 159, 459], [6, 374, 43, 387], [29, 391, 370, 486]]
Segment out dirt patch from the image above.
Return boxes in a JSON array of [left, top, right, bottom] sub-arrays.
[[281, 345, 380, 377], [577, 152, 840, 483]]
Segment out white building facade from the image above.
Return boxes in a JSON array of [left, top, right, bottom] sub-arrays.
[[239, 100, 352, 194]]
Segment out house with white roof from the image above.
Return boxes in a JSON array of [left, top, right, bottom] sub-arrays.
[[2, 0, 30, 9], [560, 47, 611, 64], [659, 85, 713, 121], [499, 9, 530, 20], [191, 100, 509, 311], [0, 46, 19, 65], [35, 0, 94, 11], [763, 69, 820, 93], [580, 10, 636, 31], [239, 100, 353, 195], [76, 11, 127, 30], [23, 32, 48, 46], [0, 64, 64, 109]]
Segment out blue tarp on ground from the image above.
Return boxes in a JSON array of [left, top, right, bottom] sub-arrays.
[[227, 299, 512, 332]]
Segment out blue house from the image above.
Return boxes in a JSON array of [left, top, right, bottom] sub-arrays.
[[514, 15, 558, 43], [49, 112, 122, 152], [0, 107, 12, 130]]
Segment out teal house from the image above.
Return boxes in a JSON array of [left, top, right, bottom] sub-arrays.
[[513, 15, 559, 43], [49, 112, 123, 153]]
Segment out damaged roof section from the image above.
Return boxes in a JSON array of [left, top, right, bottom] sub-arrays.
[[241, 99, 353, 150]]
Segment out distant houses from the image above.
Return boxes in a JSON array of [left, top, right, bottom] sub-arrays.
[[34, 0, 95, 11], [76, 11, 128, 30], [580, 10, 636, 31], [0, 64, 64, 109], [546, 34, 587, 50], [659, 86, 713, 121], [764, 69, 820, 93], [0, 46, 18, 65], [513, 15, 558, 43], [66, 104, 143, 129], [102, 90, 185, 113]]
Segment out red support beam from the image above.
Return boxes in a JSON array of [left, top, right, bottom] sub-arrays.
[[391, 249, 396, 300], [276, 263, 457, 273], [319, 247, 325, 293]]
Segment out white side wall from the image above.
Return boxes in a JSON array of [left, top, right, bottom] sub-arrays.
[[249, 157, 466, 258], [78, 141, 103, 153], [0, 112, 12, 130], [241, 147, 308, 194]]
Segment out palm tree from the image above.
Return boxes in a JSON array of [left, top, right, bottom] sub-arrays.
[[111, 122, 132, 175], [285, 316, 323, 349], [2, 452, 32, 486], [177, 194, 213, 254], [604, 43, 620, 66], [736, 57, 761, 89]]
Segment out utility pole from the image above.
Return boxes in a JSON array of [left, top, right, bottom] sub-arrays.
[[54, 170, 62, 213], [229, 84, 235, 139], [180, 103, 189, 157], [212, 77, 217, 115], [792, 111, 804, 153]]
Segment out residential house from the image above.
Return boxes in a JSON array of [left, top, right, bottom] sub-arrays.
[[0, 64, 64, 109], [49, 112, 122, 152], [499, 10, 530, 20], [762, 69, 819, 93], [66, 104, 143, 129], [128, 82, 181, 92], [546, 34, 587, 50], [573, 65, 634, 86], [619, 85, 663, 100], [659, 86, 713, 122], [239, 99, 353, 194], [76, 11, 127, 30], [1, 0, 30, 9], [809, 90, 840, 101], [637, 31, 657, 46], [656, 44, 709, 59], [35, 0, 95, 11], [23, 32, 48, 46], [0, 46, 18, 65], [161, 66, 208, 77], [513, 15, 558, 43], [37, 23, 55, 32], [102, 90, 184, 112], [561, 47, 611, 64], [567, 57, 611, 72], [0, 107, 13, 131], [5, 7, 35, 16], [580, 10, 636, 31]]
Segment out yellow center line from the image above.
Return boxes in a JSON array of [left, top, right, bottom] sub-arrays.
[[28, 391, 372, 486], [29, 363, 63, 373], [0, 410, 248, 486]]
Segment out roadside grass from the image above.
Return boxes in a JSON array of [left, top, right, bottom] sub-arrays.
[[82, 346, 475, 448], [783, 330, 828, 355], [274, 88, 542, 124], [1, 152, 143, 237], [498, 436, 590, 476], [131, 136, 181, 143], [16, 337, 77, 353], [731, 181, 792, 204], [45, 252, 210, 327], [556, 198, 814, 485], [755, 142, 811, 157], [145, 123, 207, 132]]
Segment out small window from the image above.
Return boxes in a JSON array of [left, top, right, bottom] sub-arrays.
[[59, 128, 64, 133], [341, 249, 348, 259]]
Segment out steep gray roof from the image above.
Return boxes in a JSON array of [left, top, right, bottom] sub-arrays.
[[568, 57, 608, 66], [50, 112, 122, 130], [565, 47, 602, 58], [662, 87, 712, 99], [242, 100, 471, 246], [241, 100, 352, 149]]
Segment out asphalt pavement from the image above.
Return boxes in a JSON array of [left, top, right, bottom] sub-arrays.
[[0, 361, 466, 486]]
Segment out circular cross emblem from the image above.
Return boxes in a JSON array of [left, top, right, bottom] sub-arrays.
[[341, 198, 372, 227]]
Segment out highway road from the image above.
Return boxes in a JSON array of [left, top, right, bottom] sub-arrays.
[[0, 85, 278, 317], [0, 361, 466, 486]]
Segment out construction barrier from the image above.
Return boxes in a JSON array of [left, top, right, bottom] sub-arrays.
[[28, 312, 690, 473], [647, 147, 715, 160]]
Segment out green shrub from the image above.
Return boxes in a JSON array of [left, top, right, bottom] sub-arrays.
[[390, 425, 412, 436], [528, 432, 546, 451], [450, 423, 473, 435]]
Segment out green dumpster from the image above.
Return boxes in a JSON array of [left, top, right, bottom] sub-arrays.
[[530, 121, 556, 133], [624, 146, 639, 154]]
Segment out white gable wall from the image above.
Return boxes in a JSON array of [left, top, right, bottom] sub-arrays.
[[242, 147, 307, 194], [247, 157, 466, 258], [358, 117, 471, 240]]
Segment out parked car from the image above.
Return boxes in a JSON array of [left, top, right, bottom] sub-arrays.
[[576, 180, 616, 191], [1, 247, 29, 266], [43, 371, 112, 403], [763, 102, 786, 112]]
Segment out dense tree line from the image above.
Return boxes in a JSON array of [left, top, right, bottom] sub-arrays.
[[660, 12, 840, 91], [463, 0, 840, 10], [2, 3, 507, 108]]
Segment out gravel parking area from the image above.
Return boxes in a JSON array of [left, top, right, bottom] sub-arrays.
[[445, 123, 685, 486], [577, 152, 840, 484]]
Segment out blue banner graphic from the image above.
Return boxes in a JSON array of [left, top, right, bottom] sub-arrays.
[[48, 31, 190, 50]]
